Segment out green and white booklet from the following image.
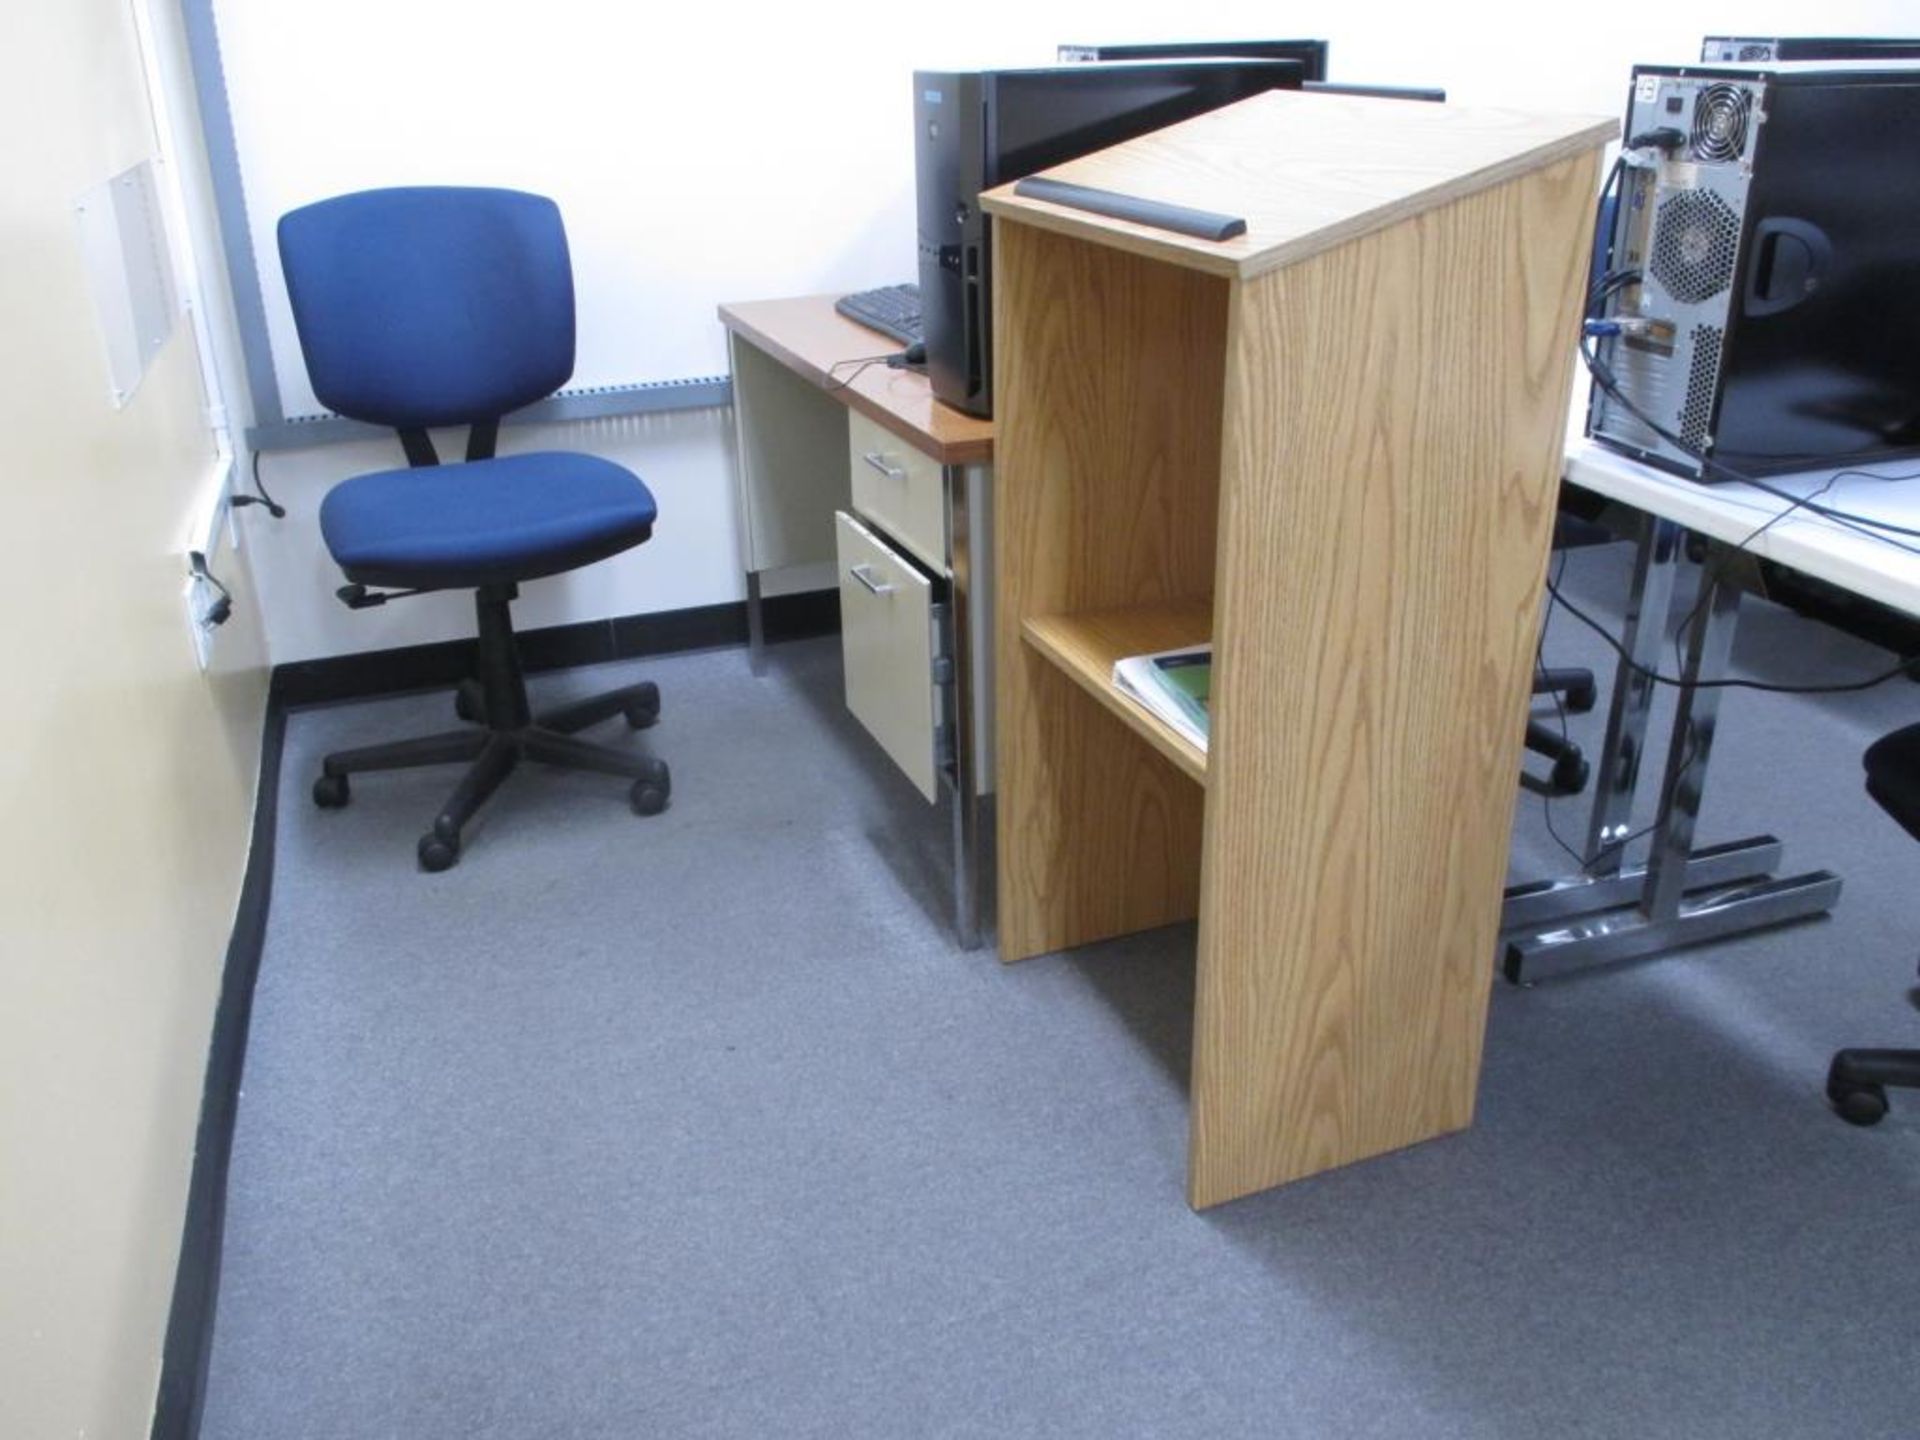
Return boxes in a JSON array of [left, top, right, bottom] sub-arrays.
[[1113, 644, 1212, 751]]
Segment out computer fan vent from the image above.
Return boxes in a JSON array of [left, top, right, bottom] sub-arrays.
[[1691, 83, 1752, 161], [1650, 189, 1740, 304], [1679, 325, 1724, 451]]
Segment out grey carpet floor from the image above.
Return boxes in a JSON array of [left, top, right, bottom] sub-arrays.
[[201, 541, 1920, 1439]]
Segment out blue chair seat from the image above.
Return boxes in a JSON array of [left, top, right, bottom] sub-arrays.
[[320, 451, 657, 590]]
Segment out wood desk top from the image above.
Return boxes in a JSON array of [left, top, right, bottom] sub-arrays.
[[718, 295, 994, 466], [1565, 435, 1920, 619]]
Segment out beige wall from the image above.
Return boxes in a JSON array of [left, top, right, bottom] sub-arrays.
[[0, 4, 270, 1437]]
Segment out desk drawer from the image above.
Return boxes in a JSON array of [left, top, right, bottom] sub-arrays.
[[849, 409, 946, 573], [835, 511, 945, 803]]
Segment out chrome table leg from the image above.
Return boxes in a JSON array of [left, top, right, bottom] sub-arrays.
[[745, 570, 767, 676], [1583, 512, 1683, 873], [1505, 554, 1840, 983]]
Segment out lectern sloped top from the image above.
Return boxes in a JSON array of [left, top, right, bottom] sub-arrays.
[[979, 90, 1616, 279]]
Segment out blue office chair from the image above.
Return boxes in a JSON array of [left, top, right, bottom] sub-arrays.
[[1827, 722, 1920, 1123], [278, 186, 669, 871]]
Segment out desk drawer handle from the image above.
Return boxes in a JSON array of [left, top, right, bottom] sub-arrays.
[[849, 563, 894, 596], [861, 451, 907, 481]]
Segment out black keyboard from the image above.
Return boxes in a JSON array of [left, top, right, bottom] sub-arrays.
[[835, 283, 922, 348]]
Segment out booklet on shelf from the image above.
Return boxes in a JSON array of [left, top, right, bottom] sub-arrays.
[[1112, 644, 1211, 751]]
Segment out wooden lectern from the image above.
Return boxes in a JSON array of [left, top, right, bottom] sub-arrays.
[[980, 92, 1615, 1209]]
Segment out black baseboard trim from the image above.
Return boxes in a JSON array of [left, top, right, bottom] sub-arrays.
[[271, 588, 840, 708], [151, 694, 287, 1440]]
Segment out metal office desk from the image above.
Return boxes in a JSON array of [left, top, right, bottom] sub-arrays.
[[718, 297, 994, 949], [1503, 437, 1920, 980]]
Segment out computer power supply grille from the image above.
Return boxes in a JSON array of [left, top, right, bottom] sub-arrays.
[[1690, 83, 1752, 161], [1650, 188, 1741, 304]]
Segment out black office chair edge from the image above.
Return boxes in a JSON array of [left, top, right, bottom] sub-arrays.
[[1523, 508, 1611, 798], [1526, 665, 1597, 795], [309, 424, 670, 873], [1827, 1046, 1920, 1126], [1825, 721, 1920, 1125]]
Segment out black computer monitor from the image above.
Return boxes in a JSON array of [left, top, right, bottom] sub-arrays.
[[1702, 35, 1920, 63], [915, 59, 1304, 417], [1059, 41, 1447, 103], [1058, 40, 1329, 83]]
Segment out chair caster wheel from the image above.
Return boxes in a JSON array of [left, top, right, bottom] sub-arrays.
[[630, 760, 670, 816], [1550, 751, 1590, 796], [313, 773, 350, 808], [1829, 1079, 1889, 1126], [625, 682, 660, 729], [418, 832, 460, 872], [455, 679, 487, 724]]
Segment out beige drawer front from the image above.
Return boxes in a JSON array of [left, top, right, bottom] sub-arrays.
[[848, 409, 946, 573], [835, 511, 944, 803]]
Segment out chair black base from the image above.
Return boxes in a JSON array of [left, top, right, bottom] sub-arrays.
[[1827, 1048, 1920, 1126], [1526, 664, 1597, 795], [310, 584, 669, 870]]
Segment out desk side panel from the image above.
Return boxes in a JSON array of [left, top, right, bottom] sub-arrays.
[[1190, 150, 1601, 1207], [727, 331, 851, 573], [992, 224, 1228, 960]]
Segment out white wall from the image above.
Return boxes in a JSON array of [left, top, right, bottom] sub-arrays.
[[0, 2, 271, 1435], [221, 0, 1920, 666]]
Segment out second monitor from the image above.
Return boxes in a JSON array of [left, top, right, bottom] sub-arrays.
[[913, 59, 1304, 418]]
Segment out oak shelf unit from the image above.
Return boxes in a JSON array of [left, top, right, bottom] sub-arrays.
[[983, 91, 1613, 1209], [1022, 602, 1212, 785]]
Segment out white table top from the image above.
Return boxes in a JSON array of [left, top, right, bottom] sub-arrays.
[[1562, 427, 1920, 620]]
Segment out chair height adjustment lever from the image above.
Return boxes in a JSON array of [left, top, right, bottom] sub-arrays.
[[336, 582, 431, 609]]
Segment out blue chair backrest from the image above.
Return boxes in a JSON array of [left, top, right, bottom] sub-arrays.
[[278, 187, 576, 429]]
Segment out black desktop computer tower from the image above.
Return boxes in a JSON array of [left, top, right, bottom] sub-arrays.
[[913, 60, 1302, 418], [1587, 62, 1920, 478]]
